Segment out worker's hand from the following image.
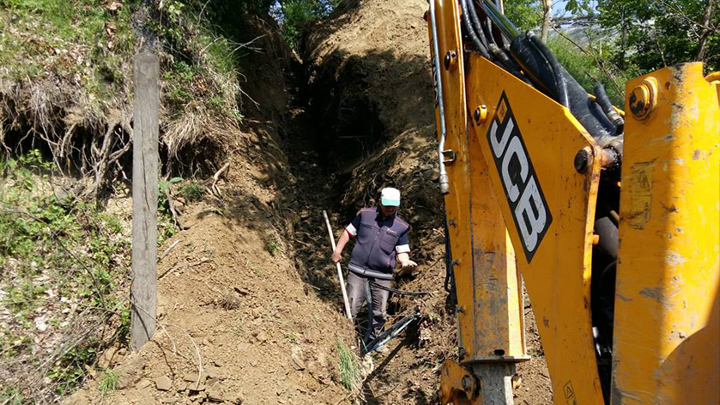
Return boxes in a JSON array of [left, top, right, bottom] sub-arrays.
[[400, 259, 417, 269], [331, 250, 342, 263]]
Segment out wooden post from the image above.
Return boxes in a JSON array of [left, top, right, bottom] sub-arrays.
[[130, 51, 159, 351]]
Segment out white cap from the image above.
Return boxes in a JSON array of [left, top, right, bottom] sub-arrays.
[[380, 187, 401, 207]]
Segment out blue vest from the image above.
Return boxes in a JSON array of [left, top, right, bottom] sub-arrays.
[[348, 207, 409, 280]]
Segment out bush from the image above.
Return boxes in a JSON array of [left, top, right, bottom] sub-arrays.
[[0, 150, 131, 403]]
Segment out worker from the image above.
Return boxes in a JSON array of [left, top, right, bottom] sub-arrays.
[[331, 187, 417, 349]]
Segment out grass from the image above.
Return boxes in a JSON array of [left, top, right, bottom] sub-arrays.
[[0, 0, 135, 89], [336, 338, 361, 391], [266, 237, 279, 256], [180, 181, 204, 202], [98, 369, 119, 397]]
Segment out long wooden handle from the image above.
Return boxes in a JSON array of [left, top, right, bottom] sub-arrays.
[[323, 210, 353, 320]]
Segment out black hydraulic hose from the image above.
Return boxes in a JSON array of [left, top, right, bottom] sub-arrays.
[[509, 33, 617, 139], [369, 281, 430, 296], [489, 43, 531, 83], [529, 34, 569, 108], [467, 0, 495, 52], [593, 83, 624, 134], [459, 0, 491, 59]]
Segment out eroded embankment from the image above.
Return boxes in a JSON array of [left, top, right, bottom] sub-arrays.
[[64, 15, 360, 405]]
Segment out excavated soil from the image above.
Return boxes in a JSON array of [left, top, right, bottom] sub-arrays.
[[66, 1, 553, 404]]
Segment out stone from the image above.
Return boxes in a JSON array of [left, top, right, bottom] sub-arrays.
[[155, 376, 172, 391], [291, 347, 305, 371], [207, 383, 227, 402], [204, 365, 220, 379], [213, 359, 224, 367], [161, 398, 177, 404], [250, 360, 258, 367], [237, 342, 251, 351]]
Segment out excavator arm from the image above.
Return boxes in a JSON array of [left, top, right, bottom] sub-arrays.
[[426, 1, 720, 404]]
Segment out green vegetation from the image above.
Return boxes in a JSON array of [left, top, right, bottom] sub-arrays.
[[0, 387, 24, 405], [0, 0, 136, 97], [272, 0, 343, 50], [266, 237, 279, 256], [0, 150, 131, 402], [336, 338, 361, 391], [98, 369, 119, 397], [180, 181, 204, 202]]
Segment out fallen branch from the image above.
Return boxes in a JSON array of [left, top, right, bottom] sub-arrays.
[[159, 239, 181, 262]]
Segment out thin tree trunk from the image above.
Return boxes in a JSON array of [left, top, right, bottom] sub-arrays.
[[619, 7, 627, 69], [696, 0, 715, 61], [541, 0, 553, 42]]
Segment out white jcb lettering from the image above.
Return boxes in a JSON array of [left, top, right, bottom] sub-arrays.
[[490, 118, 514, 158], [501, 136, 529, 203], [515, 177, 547, 252]]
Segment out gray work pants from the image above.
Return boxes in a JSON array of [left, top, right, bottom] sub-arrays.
[[346, 271, 391, 340]]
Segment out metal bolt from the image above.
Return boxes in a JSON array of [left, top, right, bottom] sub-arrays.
[[473, 105, 488, 125], [461, 376, 470, 390], [456, 305, 465, 313], [444, 50, 457, 70], [574, 147, 593, 174], [629, 78, 657, 120]]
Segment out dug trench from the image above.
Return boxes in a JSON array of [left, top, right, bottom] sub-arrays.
[[63, 1, 552, 404]]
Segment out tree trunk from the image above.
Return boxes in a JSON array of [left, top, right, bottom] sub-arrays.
[[696, 0, 715, 61], [541, 0, 553, 42], [619, 7, 627, 70]]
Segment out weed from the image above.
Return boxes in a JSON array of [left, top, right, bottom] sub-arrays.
[[98, 369, 119, 397], [180, 181, 203, 202], [266, 237, 279, 256], [0, 387, 24, 405], [336, 338, 360, 391]]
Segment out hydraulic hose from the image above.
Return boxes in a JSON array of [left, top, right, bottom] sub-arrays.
[[593, 83, 624, 134], [508, 33, 616, 139], [529, 34, 569, 108], [429, 0, 450, 194], [459, 0, 491, 59], [479, 0, 520, 41], [466, 0, 494, 50]]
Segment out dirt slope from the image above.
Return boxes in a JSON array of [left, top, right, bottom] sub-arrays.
[[64, 17, 356, 405]]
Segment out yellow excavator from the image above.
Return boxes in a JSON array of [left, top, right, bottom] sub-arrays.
[[424, 1, 719, 404]]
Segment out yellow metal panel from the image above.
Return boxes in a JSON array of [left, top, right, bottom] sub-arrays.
[[465, 56, 605, 404], [613, 63, 720, 404], [467, 120, 526, 360]]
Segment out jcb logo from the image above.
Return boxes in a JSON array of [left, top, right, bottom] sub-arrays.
[[487, 92, 552, 262]]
